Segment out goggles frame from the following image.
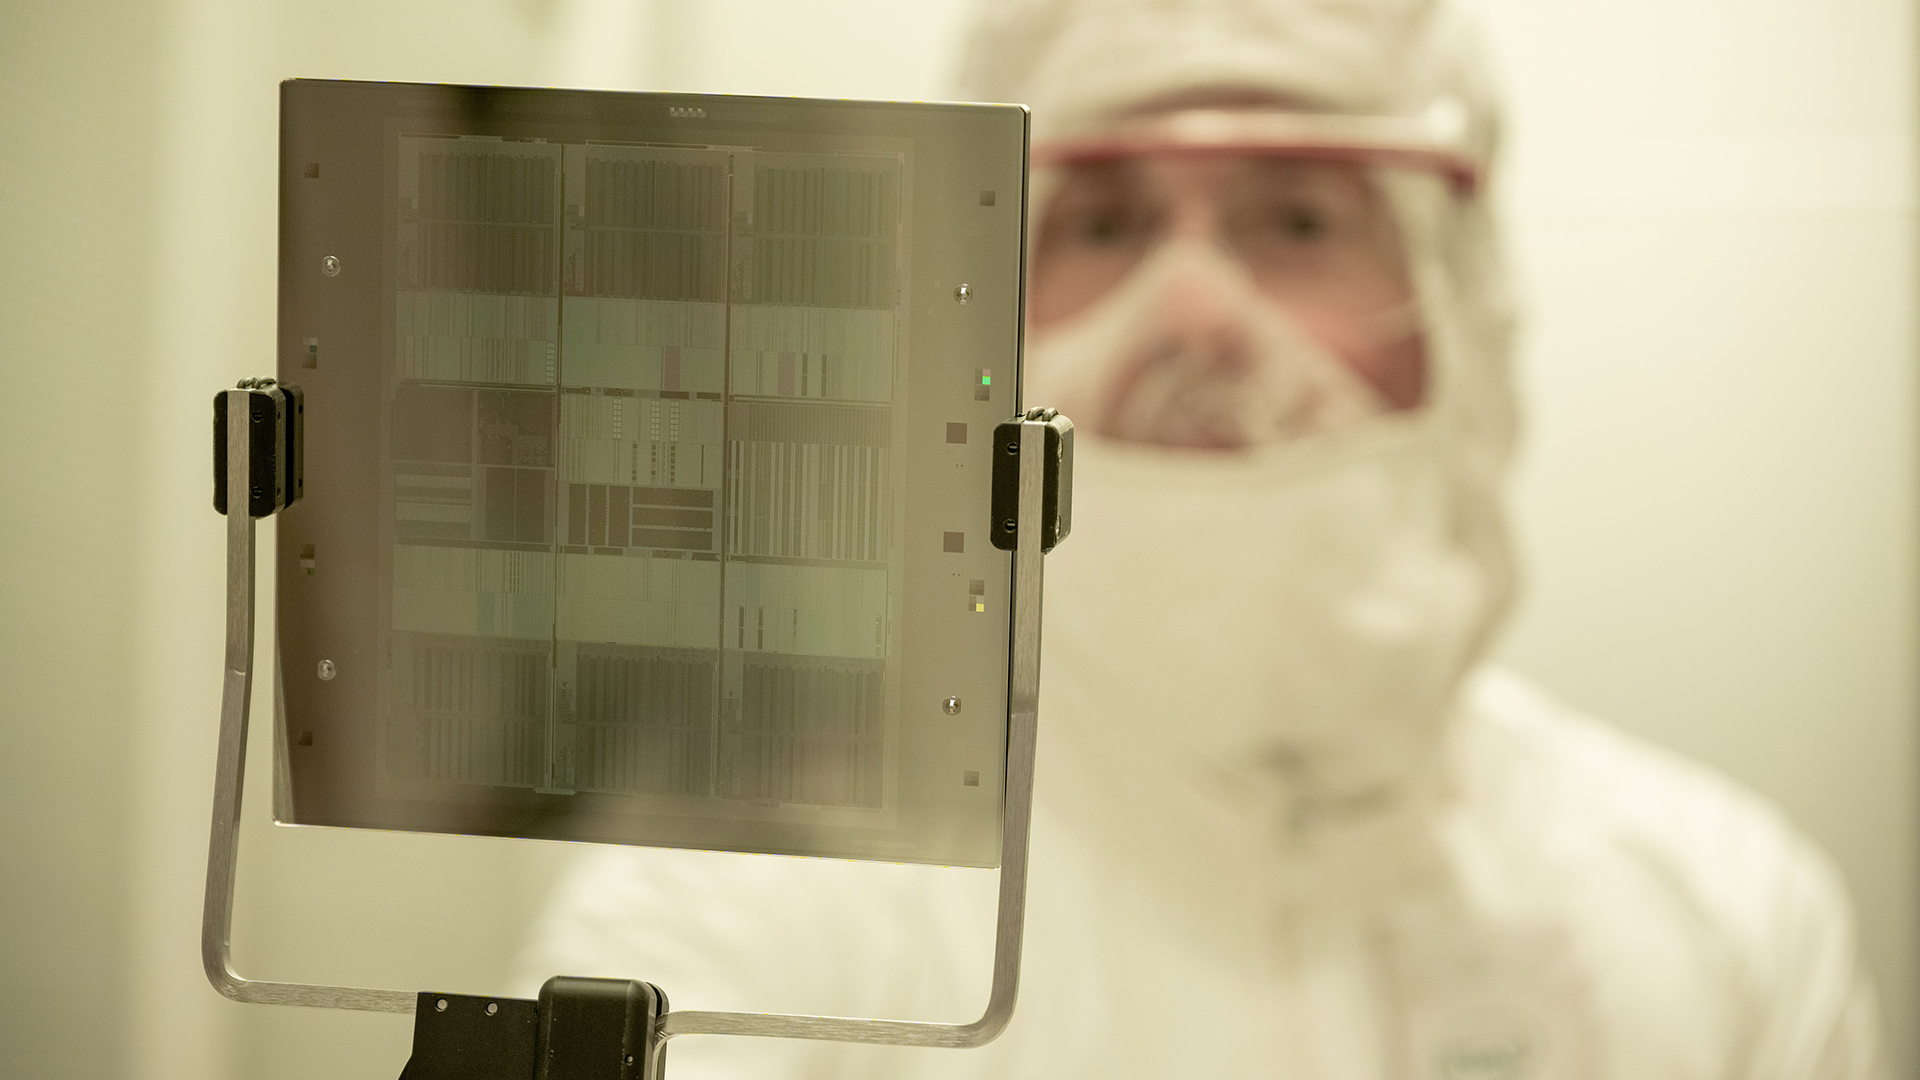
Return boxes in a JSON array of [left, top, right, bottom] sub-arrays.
[[1033, 104, 1481, 195]]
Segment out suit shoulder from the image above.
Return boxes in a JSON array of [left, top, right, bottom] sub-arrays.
[[1460, 667, 1856, 958]]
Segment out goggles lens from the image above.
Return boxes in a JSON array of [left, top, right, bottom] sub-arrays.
[[1031, 153, 1427, 416]]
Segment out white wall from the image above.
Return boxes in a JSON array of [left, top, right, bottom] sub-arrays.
[[2, 0, 1913, 1077], [1, 4, 160, 1079], [1470, 1, 1920, 1073]]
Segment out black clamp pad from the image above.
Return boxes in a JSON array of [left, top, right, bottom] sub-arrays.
[[213, 379, 304, 518], [536, 976, 662, 1080], [990, 407, 1074, 553]]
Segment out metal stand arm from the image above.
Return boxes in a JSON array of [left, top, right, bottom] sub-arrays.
[[203, 385, 415, 1012], [202, 386, 1068, 1075]]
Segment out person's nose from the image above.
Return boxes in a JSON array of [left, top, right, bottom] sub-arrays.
[[1097, 238, 1270, 448], [1137, 240, 1260, 383]]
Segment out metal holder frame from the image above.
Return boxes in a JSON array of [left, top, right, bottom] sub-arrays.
[[203, 387, 1062, 1075]]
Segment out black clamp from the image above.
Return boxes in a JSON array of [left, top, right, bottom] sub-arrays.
[[990, 406, 1074, 553], [213, 377, 304, 517]]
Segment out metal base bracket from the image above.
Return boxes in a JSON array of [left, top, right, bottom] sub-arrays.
[[400, 978, 666, 1080]]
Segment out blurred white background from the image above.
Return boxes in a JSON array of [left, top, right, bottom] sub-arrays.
[[2, 0, 1912, 1076]]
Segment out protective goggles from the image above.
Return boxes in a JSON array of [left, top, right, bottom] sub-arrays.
[[1025, 104, 1476, 415]]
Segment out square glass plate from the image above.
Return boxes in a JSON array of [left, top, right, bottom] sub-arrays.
[[274, 80, 1027, 867]]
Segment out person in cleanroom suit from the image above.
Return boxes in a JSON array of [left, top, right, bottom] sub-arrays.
[[516, 0, 1887, 1076]]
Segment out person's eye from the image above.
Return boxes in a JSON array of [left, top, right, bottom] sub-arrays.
[[1077, 209, 1129, 244], [1275, 203, 1327, 241]]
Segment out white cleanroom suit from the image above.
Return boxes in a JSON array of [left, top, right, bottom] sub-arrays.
[[515, 0, 1886, 1077]]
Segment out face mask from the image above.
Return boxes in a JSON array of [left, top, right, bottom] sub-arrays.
[[1025, 231, 1512, 832], [1026, 239, 1389, 450]]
